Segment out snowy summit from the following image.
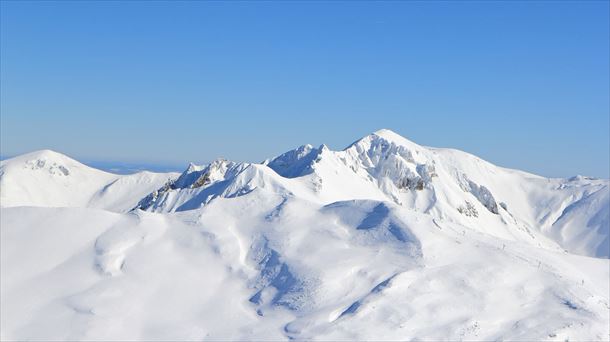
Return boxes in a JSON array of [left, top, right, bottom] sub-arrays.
[[1, 129, 608, 341]]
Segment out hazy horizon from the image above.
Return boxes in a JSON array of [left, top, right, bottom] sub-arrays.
[[1, 127, 608, 179]]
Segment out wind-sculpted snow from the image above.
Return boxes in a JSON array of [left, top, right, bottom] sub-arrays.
[[549, 185, 609, 257], [324, 200, 422, 251], [248, 236, 305, 311], [2, 196, 607, 340], [1, 129, 609, 340]]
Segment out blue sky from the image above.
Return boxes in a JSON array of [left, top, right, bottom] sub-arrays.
[[1, 1, 608, 178]]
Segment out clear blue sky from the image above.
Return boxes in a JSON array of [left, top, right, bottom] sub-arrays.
[[1, 1, 608, 178]]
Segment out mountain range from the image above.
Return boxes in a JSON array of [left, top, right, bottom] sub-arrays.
[[1, 129, 608, 340]]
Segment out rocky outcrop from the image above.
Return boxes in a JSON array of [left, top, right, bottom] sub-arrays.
[[134, 179, 174, 210], [457, 174, 499, 214], [133, 159, 247, 211], [458, 201, 479, 217]]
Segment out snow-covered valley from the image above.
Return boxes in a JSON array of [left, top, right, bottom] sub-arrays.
[[1, 129, 608, 340]]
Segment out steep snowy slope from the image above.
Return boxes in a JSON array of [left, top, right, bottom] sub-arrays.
[[0, 150, 178, 212]]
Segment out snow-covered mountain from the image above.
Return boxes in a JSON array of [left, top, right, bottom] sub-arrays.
[[1, 130, 608, 341], [0, 149, 178, 212], [130, 129, 608, 259]]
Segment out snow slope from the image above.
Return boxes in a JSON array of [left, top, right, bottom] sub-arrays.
[[0, 150, 178, 212], [1, 130, 608, 341]]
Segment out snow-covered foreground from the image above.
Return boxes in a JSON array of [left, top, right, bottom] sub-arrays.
[[1, 129, 608, 340]]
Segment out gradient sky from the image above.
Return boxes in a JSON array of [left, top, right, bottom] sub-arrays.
[[1, 1, 608, 178]]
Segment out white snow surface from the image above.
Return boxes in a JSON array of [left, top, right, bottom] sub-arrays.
[[1, 130, 609, 341], [0, 150, 178, 212]]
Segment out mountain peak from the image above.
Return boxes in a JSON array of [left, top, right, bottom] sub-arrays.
[[371, 129, 420, 147], [13, 149, 71, 161], [1, 149, 82, 170], [372, 128, 400, 138], [344, 129, 422, 155]]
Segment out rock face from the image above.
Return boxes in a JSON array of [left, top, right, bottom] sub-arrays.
[[134, 179, 174, 211], [396, 164, 437, 191], [173, 159, 240, 189], [24, 158, 71, 176], [458, 201, 479, 217], [462, 177, 499, 214], [133, 159, 252, 212]]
